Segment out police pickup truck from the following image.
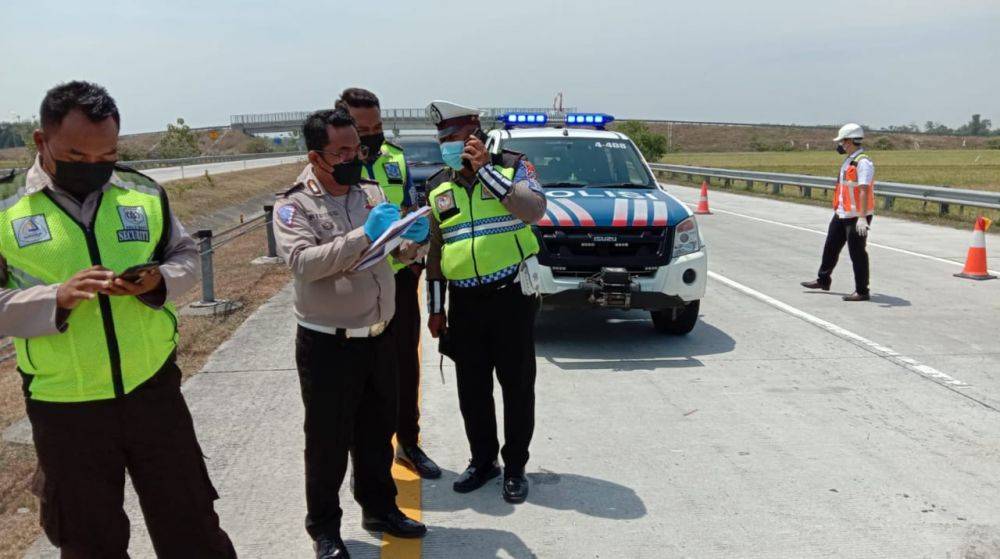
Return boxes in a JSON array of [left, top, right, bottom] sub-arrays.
[[486, 112, 707, 334]]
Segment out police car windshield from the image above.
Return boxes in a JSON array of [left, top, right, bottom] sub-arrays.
[[501, 137, 655, 189], [396, 138, 444, 165]]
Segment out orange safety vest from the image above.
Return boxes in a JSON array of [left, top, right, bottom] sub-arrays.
[[833, 152, 875, 217]]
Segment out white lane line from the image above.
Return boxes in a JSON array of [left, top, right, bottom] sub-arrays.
[[708, 270, 969, 387], [666, 185, 1000, 276]]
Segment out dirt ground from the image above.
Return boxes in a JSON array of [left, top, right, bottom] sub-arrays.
[[0, 164, 300, 559]]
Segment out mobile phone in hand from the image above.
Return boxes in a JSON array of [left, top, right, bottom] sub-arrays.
[[462, 128, 489, 172], [118, 262, 160, 283]]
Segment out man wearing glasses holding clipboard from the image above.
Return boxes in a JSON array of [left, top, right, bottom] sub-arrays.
[[273, 108, 429, 558]]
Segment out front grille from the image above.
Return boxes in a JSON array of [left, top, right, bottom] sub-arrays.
[[534, 226, 672, 276]]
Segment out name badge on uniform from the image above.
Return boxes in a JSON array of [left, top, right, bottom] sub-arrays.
[[435, 190, 459, 220], [383, 162, 403, 184], [117, 206, 150, 243], [12, 215, 52, 248]]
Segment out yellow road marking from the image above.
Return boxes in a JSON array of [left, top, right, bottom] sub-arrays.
[[381, 284, 424, 559]]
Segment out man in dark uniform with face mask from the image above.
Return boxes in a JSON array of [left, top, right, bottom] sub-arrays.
[[336, 87, 440, 480], [423, 100, 547, 504], [0, 81, 235, 557], [273, 108, 429, 559]]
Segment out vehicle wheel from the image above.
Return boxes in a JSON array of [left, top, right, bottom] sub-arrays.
[[650, 300, 700, 335]]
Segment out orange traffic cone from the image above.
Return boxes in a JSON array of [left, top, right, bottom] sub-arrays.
[[954, 217, 996, 280], [695, 181, 712, 215]]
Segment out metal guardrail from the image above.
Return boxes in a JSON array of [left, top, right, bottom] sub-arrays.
[[650, 164, 1000, 213], [190, 205, 281, 312]]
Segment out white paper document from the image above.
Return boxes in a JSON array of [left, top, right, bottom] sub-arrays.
[[351, 206, 432, 272]]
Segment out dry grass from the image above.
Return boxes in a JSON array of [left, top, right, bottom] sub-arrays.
[[163, 163, 302, 225], [0, 164, 297, 559]]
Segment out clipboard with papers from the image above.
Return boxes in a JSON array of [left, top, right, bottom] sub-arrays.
[[351, 206, 432, 272]]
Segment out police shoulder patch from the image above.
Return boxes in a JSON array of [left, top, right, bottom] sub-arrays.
[[277, 204, 297, 225]]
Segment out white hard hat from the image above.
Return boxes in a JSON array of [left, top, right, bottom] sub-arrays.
[[834, 123, 864, 142]]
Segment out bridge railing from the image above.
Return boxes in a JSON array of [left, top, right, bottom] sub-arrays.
[[231, 107, 578, 128], [649, 163, 1000, 212]]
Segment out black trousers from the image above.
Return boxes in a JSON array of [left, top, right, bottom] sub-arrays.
[[295, 324, 398, 540], [393, 266, 422, 446], [448, 284, 539, 476], [24, 361, 236, 559], [818, 214, 873, 295]]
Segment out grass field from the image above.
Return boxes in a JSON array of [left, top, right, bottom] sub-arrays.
[[660, 150, 1000, 191]]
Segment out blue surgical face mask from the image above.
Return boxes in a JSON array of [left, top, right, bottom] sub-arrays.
[[440, 141, 465, 170]]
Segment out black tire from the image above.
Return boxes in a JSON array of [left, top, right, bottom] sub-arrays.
[[650, 300, 700, 335]]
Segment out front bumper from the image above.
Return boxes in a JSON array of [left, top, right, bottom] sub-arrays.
[[538, 247, 708, 310]]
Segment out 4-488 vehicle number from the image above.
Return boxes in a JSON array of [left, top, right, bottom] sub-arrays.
[[595, 141, 628, 150]]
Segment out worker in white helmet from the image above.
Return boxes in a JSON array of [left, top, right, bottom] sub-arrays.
[[801, 123, 876, 301]]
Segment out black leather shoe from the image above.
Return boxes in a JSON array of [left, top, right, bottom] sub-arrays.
[[396, 444, 442, 479], [452, 461, 502, 493], [502, 475, 529, 504], [842, 292, 870, 302], [315, 534, 349, 559], [362, 509, 427, 539], [801, 280, 830, 291]]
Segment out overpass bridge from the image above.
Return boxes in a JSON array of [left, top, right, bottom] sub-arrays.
[[230, 107, 575, 136]]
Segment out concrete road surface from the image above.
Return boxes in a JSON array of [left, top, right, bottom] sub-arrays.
[[25, 183, 1000, 558], [141, 154, 306, 183]]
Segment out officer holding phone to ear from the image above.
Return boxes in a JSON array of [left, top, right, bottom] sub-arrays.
[[423, 100, 547, 504]]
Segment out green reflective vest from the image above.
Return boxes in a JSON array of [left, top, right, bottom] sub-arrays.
[[362, 141, 409, 272], [429, 165, 539, 287], [0, 168, 178, 403]]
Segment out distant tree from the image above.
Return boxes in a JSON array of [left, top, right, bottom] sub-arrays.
[[886, 123, 920, 133], [616, 120, 669, 161], [924, 121, 954, 135], [158, 118, 200, 158], [956, 114, 992, 136], [872, 136, 895, 150]]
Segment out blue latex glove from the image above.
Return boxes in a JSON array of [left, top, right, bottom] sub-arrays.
[[364, 203, 401, 241], [401, 215, 430, 243]]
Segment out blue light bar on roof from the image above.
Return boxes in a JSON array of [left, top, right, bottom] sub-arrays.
[[565, 113, 615, 129], [498, 112, 549, 129]]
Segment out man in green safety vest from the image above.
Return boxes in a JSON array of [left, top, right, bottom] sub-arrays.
[[423, 100, 547, 504], [337, 88, 441, 479], [0, 81, 234, 557]]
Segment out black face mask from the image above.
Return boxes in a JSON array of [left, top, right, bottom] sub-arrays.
[[47, 145, 115, 199], [360, 132, 385, 163], [332, 157, 364, 185], [836, 144, 847, 155]]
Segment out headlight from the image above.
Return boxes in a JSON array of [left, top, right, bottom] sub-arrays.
[[672, 216, 701, 257]]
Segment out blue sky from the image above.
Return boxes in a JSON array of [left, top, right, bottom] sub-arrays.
[[2, 0, 997, 133]]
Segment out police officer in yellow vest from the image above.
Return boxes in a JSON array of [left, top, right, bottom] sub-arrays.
[[0, 82, 234, 556], [336, 88, 440, 479], [424, 100, 547, 504], [802, 122, 876, 301]]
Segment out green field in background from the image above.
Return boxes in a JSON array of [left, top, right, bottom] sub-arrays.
[[660, 150, 1000, 191]]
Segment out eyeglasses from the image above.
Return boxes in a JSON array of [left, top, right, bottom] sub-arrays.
[[314, 144, 369, 164]]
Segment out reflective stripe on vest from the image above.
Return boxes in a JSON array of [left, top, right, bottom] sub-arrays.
[[0, 174, 178, 403], [362, 143, 409, 271], [429, 166, 539, 286]]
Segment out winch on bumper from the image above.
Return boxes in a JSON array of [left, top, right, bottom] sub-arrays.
[[536, 248, 708, 311]]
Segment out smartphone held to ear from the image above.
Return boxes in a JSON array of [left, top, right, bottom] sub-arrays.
[[117, 262, 160, 283]]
